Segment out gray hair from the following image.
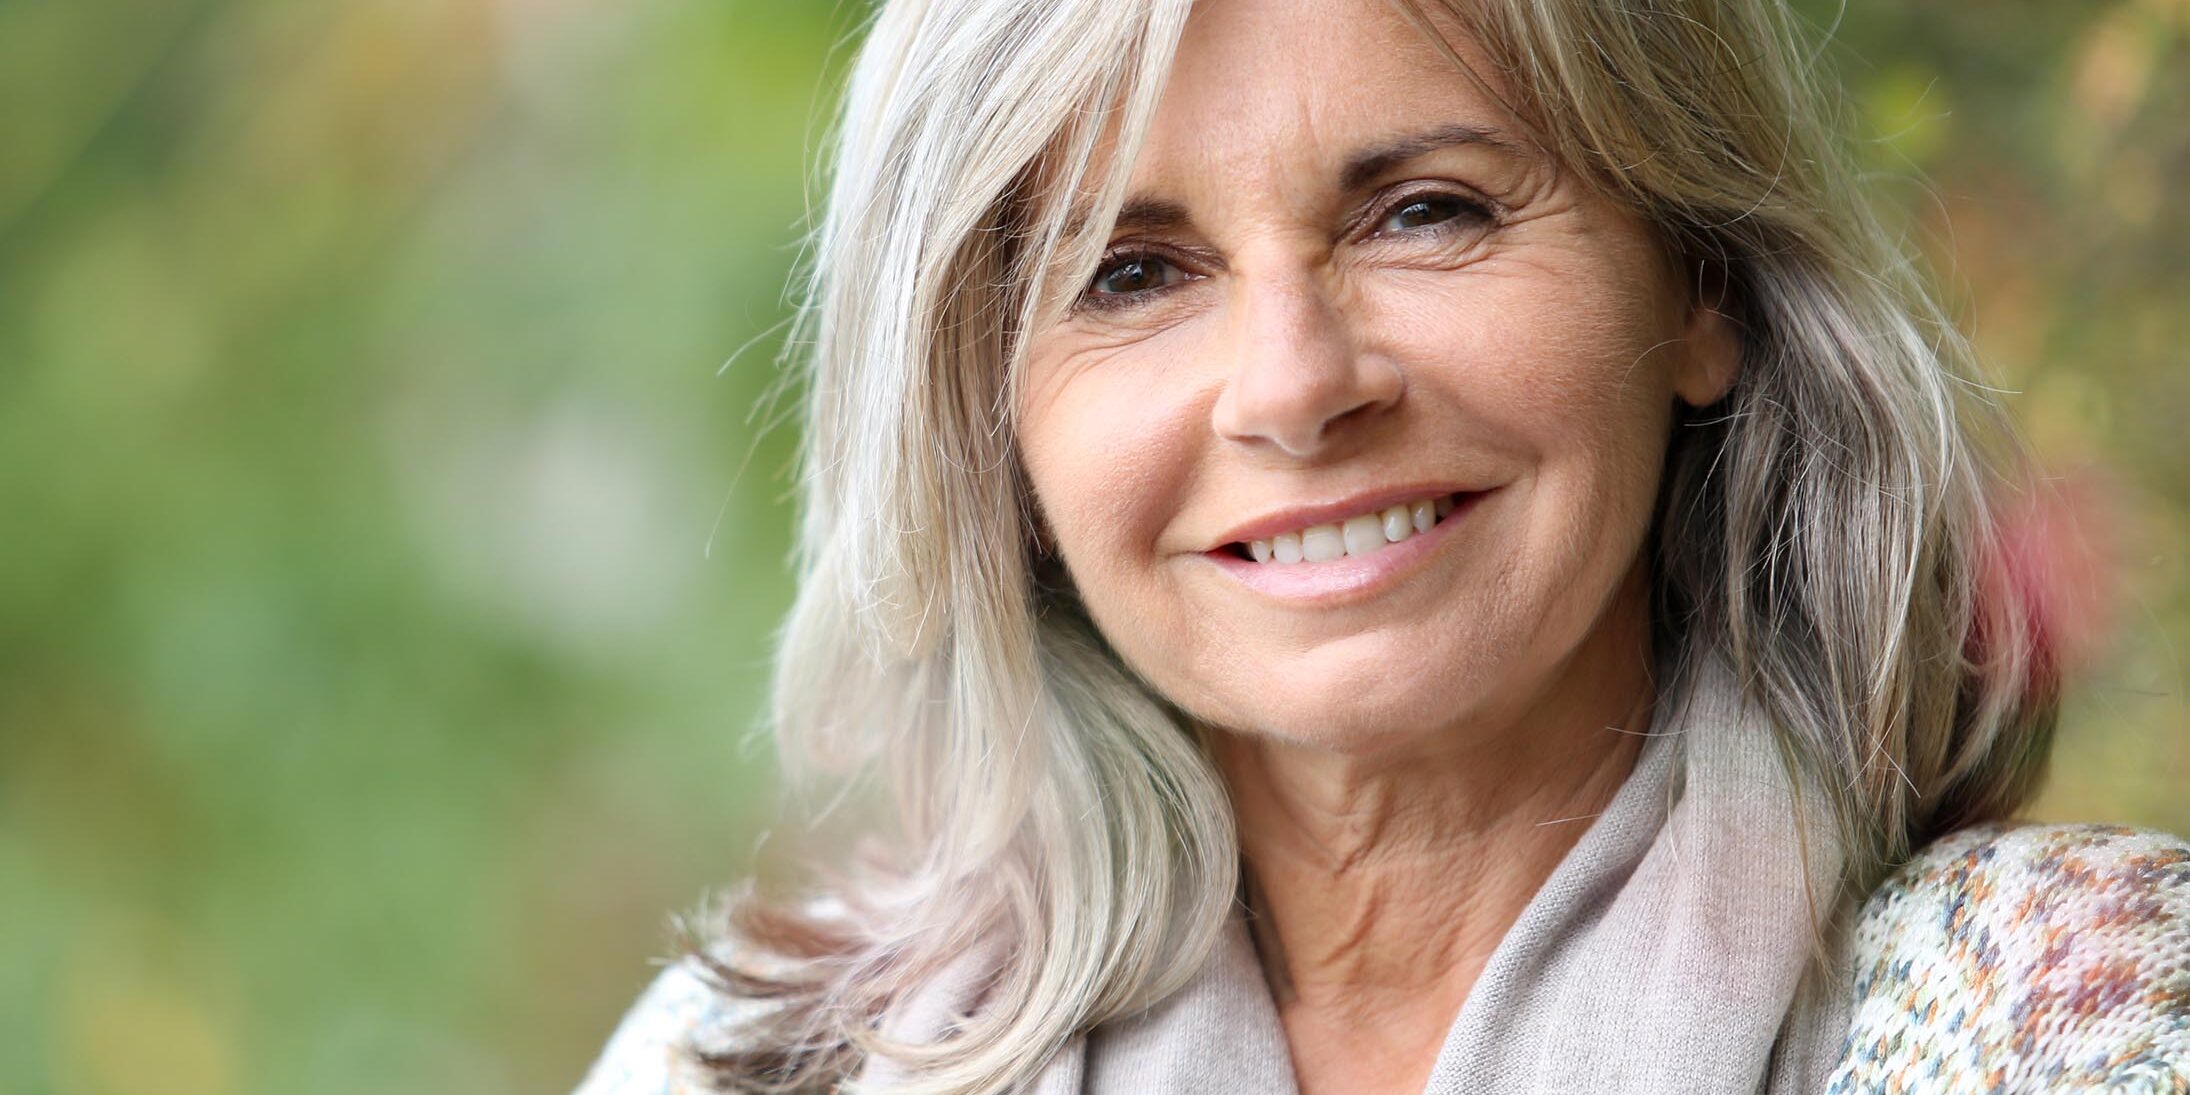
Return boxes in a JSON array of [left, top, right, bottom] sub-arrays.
[[683, 1, 2056, 1091]]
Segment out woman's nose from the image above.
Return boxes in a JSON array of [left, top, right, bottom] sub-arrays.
[[1209, 271, 1404, 459]]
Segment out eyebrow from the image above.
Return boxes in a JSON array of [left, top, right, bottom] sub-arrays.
[[1076, 122, 1524, 240], [1338, 122, 1521, 192], [1107, 196, 1195, 237]]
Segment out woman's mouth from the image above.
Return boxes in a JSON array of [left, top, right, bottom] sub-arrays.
[[1200, 490, 1488, 606], [1230, 491, 1461, 564]]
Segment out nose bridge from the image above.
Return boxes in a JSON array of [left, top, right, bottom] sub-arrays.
[[1213, 253, 1399, 457], [1245, 258, 1342, 360]]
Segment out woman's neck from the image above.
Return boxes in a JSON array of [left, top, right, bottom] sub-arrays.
[[1207, 631, 1655, 1093]]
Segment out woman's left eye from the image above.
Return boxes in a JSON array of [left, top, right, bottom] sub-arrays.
[[1372, 193, 1487, 235]]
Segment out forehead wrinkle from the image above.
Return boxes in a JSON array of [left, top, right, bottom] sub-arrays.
[[1082, 118, 1532, 247], [1091, 66, 1537, 242], [1064, 1, 1542, 244]]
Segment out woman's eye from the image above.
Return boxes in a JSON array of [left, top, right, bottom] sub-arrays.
[[1088, 254, 1185, 300], [1374, 193, 1482, 235]]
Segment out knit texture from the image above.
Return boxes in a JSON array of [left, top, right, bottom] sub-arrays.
[[1825, 823, 2190, 1094]]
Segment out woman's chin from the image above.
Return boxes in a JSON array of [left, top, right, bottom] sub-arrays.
[[1201, 678, 1484, 758], [1145, 630, 1508, 751]]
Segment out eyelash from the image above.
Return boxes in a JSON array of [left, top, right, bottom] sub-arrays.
[[1076, 187, 1499, 313]]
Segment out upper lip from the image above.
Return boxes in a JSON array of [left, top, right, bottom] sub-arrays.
[[1202, 483, 1481, 551]]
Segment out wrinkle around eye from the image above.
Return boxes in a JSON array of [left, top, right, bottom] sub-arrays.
[[1069, 260, 1217, 325], [1367, 191, 1494, 238], [1018, 319, 1193, 415], [1043, 287, 1211, 358], [1352, 220, 1499, 274]]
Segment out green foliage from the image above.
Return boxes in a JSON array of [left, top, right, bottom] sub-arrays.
[[0, 1, 2181, 1091]]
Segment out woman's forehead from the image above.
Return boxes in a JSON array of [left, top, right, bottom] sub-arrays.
[[1119, 0, 1538, 215]]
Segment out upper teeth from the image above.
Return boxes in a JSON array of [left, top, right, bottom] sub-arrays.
[[1248, 494, 1458, 564]]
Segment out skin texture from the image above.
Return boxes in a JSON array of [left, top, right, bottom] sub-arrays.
[[1015, 0, 1739, 1091]]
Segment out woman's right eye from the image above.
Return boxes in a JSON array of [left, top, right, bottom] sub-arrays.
[[1083, 252, 1189, 306]]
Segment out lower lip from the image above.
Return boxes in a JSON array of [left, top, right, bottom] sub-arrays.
[[1196, 491, 1486, 606]]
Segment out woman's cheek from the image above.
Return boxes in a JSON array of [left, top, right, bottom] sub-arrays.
[[1029, 353, 1200, 582]]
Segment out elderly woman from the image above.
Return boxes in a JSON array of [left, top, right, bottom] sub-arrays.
[[577, 0, 2190, 1091]]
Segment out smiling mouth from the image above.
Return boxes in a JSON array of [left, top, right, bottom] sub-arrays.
[[1228, 491, 1466, 564]]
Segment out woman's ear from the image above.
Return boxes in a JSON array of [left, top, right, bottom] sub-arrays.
[[1674, 259, 1742, 408]]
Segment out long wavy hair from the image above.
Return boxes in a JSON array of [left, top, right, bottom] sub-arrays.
[[680, 1, 2058, 1091]]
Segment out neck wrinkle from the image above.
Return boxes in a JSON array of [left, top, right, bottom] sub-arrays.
[[1218, 678, 1653, 1010]]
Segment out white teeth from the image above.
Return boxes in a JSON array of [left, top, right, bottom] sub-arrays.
[[1381, 505, 1412, 543], [1301, 524, 1346, 563], [1342, 514, 1385, 556], [1239, 493, 1463, 566]]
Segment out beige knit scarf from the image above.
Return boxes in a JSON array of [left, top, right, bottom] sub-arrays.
[[860, 655, 1856, 1093]]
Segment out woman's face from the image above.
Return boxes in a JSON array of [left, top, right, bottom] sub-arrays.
[[1016, 0, 1736, 755]]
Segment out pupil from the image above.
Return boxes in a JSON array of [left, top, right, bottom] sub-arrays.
[[1399, 198, 1450, 228]]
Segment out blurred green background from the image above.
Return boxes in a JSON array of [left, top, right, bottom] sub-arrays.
[[0, 1, 2182, 1092]]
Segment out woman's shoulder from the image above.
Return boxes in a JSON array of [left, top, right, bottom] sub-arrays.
[[1829, 821, 2190, 1092], [570, 948, 782, 1095]]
